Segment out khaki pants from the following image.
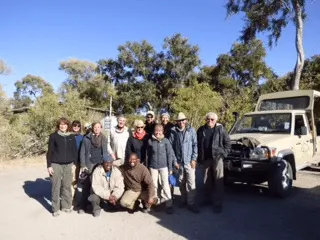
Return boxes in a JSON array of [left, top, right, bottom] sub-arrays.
[[202, 158, 224, 206], [179, 164, 196, 205], [51, 163, 73, 213], [150, 168, 172, 207], [120, 190, 149, 210]]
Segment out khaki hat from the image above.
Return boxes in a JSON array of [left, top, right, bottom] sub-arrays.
[[175, 112, 187, 121], [134, 120, 145, 127], [146, 111, 155, 117]]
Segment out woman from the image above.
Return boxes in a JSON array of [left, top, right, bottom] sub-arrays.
[[46, 117, 78, 217], [125, 120, 148, 164], [71, 120, 83, 207], [78, 122, 111, 214], [147, 124, 175, 214]]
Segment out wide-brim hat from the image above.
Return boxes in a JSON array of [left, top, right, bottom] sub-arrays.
[[134, 120, 145, 128], [175, 112, 187, 121]]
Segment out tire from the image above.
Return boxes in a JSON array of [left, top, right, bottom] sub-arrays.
[[268, 159, 293, 198]]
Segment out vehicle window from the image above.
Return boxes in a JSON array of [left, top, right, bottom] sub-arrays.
[[258, 96, 310, 111], [232, 113, 292, 134], [294, 115, 305, 136]]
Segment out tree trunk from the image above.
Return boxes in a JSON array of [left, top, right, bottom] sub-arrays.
[[291, 0, 305, 90]]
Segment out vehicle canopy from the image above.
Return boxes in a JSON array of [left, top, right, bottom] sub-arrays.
[[255, 90, 320, 112]]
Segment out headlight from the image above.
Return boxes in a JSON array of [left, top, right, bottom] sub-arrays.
[[249, 147, 269, 160]]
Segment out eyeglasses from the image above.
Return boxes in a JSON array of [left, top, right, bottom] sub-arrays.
[[73, 125, 81, 128], [146, 116, 153, 119], [136, 127, 144, 129], [206, 118, 216, 121]]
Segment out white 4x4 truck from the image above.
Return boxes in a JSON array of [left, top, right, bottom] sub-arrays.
[[226, 90, 320, 197]]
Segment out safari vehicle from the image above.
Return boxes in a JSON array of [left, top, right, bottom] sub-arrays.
[[225, 90, 320, 197]]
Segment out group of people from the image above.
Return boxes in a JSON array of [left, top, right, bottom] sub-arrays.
[[46, 110, 231, 217]]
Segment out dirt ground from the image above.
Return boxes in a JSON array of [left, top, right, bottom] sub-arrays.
[[0, 159, 319, 240]]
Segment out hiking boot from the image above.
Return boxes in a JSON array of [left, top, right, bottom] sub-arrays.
[[77, 209, 85, 214], [166, 207, 174, 214], [213, 205, 223, 214], [52, 211, 60, 217], [187, 204, 200, 214], [62, 208, 72, 213], [93, 209, 101, 217]]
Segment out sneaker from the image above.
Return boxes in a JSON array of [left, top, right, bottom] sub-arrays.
[[166, 207, 174, 214], [62, 208, 72, 213], [187, 204, 200, 214], [52, 211, 60, 217], [93, 209, 101, 217], [213, 205, 223, 214], [78, 209, 85, 214]]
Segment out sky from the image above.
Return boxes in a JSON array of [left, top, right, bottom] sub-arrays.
[[1, 0, 320, 97]]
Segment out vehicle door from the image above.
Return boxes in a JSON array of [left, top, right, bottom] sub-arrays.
[[292, 114, 313, 168]]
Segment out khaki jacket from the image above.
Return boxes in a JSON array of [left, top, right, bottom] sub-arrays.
[[91, 165, 125, 200]]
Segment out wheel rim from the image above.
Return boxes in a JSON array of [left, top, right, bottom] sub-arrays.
[[281, 161, 291, 189]]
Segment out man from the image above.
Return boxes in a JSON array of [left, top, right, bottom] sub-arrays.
[[108, 115, 131, 166], [161, 112, 174, 139], [169, 112, 199, 213], [144, 111, 156, 135], [88, 159, 125, 217], [197, 112, 231, 214], [120, 153, 156, 213]]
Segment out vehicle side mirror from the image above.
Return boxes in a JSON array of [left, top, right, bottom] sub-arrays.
[[300, 126, 308, 135]]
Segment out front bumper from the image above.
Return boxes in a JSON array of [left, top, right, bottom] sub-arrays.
[[224, 158, 272, 173]]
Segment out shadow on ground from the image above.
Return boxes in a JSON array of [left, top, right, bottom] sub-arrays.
[[150, 183, 320, 240], [23, 178, 51, 212]]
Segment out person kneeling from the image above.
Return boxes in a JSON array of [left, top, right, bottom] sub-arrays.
[[89, 159, 124, 217], [120, 153, 156, 213]]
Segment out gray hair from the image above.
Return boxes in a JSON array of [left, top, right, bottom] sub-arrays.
[[205, 112, 218, 121]]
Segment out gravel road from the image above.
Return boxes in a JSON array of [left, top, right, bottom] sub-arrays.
[[0, 163, 319, 240]]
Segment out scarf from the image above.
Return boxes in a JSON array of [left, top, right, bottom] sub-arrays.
[[134, 130, 146, 140], [115, 126, 126, 133], [57, 131, 72, 137], [91, 133, 102, 148]]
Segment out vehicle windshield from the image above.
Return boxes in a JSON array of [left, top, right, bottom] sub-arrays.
[[232, 113, 292, 134]]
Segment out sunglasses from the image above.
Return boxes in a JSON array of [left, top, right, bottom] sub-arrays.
[[136, 127, 144, 129], [206, 118, 216, 121], [73, 125, 81, 128]]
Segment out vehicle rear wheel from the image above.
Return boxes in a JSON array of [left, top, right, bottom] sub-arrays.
[[268, 159, 293, 198]]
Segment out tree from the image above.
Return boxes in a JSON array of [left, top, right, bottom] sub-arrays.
[[171, 83, 222, 129], [59, 58, 98, 89], [0, 59, 11, 75], [13, 75, 54, 108], [226, 0, 306, 90]]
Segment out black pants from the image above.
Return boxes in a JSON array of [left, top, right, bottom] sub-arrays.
[[79, 176, 91, 210]]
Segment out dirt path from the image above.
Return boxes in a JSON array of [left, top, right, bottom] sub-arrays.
[[0, 163, 319, 240]]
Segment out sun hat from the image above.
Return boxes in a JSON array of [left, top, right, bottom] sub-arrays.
[[175, 112, 187, 121]]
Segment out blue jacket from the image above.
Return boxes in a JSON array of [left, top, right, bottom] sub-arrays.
[[169, 125, 198, 165]]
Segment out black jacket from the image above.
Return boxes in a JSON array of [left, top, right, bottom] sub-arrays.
[[46, 132, 78, 168], [197, 123, 231, 163], [145, 121, 156, 135], [162, 122, 175, 139], [125, 134, 149, 163]]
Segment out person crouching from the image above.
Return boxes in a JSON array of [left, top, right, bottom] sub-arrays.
[[120, 153, 156, 213], [88, 159, 125, 217]]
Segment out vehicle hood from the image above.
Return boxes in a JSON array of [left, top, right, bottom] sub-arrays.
[[230, 133, 291, 147]]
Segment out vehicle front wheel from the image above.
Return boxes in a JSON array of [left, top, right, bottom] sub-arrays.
[[268, 159, 293, 198]]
